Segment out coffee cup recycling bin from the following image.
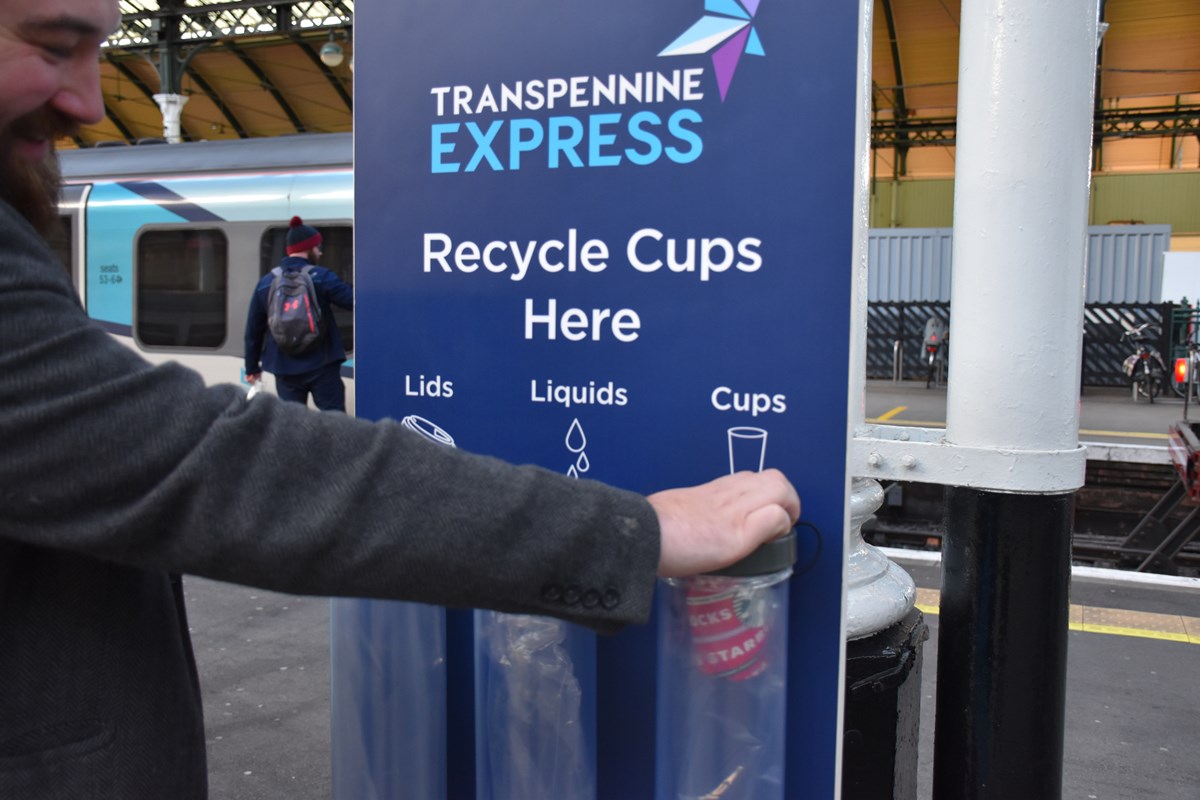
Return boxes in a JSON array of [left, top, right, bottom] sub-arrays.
[[655, 530, 798, 800]]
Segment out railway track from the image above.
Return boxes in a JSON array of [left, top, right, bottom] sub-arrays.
[[863, 461, 1200, 578]]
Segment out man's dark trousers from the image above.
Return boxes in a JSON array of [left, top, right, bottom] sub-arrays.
[[275, 362, 346, 411]]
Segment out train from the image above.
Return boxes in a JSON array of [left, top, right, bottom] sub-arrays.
[[56, 133, 357, 410]]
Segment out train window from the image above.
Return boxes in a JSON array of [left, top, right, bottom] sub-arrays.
[[136, 229, 228, 349], [260, 224, 353, 352]]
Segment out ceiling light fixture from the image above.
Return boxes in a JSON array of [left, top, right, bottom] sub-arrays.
[[320, 32, 345, 68]]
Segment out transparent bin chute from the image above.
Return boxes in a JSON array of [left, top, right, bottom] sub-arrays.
[[475, 611, 596, 800], [329, 415, 454, 800], [655, 530, 797, 800], [475, 416, 596, 800]]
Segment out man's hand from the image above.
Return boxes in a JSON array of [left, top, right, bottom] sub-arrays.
[[648, 469, 800, 578], [246, 372, 261, 385]]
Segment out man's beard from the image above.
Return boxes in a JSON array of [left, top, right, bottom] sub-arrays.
[[0, 108, 76, 239]]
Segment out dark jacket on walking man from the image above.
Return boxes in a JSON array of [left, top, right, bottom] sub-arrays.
[[244, 216, 354, 411]]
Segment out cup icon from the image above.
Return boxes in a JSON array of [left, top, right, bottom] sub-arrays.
[[727, 426, 768, 474]]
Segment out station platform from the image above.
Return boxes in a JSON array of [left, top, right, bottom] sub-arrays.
[[864, 378, 1188, 450], [185, 549, 1200, 799], [887, 549, 1200, 800]]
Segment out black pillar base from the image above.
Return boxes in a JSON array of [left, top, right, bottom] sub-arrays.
[[842, 606, 929, 800], [933, 488, 1073, 800]]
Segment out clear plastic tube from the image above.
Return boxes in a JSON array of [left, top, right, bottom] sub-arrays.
[[330, 598, 446, 800], [655, 570, 792, 800], [475, 611, 596, 800], [329, 415, 455, 800]]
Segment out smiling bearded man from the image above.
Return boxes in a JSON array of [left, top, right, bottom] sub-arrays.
[[0, 108, 76, 239]]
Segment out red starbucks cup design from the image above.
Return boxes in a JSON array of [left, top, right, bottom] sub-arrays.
[[683, 529, 798, 682], [686, 581, 770, 682]]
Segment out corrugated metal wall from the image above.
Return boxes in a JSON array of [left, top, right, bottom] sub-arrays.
[[867, 228, 953, 301], [868, 225, 1171, 302], [1085, 225, 1171, 303]]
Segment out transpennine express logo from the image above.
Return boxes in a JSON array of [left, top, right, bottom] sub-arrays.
[[660, 0, 765, 101], [426, 1, 766, 172]]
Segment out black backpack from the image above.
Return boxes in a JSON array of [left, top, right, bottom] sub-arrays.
[[266, 264, 323, 355]]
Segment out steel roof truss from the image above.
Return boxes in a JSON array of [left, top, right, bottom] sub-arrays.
[[111, 1, 352, 49], [185, 65, 249, 139], [227, 42, 307, 134], [294, 34, 352, 112]]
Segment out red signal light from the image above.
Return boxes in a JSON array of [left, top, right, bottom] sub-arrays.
[[1176, 357, 1189, 384]]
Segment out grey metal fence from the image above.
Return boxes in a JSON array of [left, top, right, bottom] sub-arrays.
[[867, 302, 951, 382], [1083, 303, 1174, 387], [866, 301, 1180, 386]]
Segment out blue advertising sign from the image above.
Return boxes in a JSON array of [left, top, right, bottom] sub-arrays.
[[352, 0, 857, 797]]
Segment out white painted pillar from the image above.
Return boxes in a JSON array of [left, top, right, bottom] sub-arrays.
[[932, 7, 1102, 795], [152, 93, 189, 144], [847, 0, 873, 434], [945, 0, 1101, 488], [845, 0, 916, 639]]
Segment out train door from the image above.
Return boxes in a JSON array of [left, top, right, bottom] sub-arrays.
[[55, 184, 90, 301]]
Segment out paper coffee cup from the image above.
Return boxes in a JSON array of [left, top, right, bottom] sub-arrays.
[[685, 581, 769, 682]]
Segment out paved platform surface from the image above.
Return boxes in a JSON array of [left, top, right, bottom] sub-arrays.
[[890, 553, 1200, 800], [865, 379, 1189, 447], [187, 558, 1200, 799]]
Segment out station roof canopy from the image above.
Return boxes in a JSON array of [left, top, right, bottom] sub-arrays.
[[88, 0, 354, 147], [78, 0, 1199, 174], [869, 0, 1200, 174]]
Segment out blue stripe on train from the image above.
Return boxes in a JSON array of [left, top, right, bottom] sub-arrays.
[[118, 181, 225, 223]]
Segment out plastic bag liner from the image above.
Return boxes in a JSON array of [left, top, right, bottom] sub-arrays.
[[475, 610, 596, 800], [655, 567, 793, 800], [329, 598, 446, 800]]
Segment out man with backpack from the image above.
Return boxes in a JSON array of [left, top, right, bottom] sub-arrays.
[[245, 216, 354, 411]]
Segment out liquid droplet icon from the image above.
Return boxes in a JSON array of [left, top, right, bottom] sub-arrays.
[[565, 418, 587, 453], [567, 465, 579, 479], [575, 451, 590, 474]]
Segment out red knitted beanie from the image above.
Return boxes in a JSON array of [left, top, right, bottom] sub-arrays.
[[286, 216, 322, 255]]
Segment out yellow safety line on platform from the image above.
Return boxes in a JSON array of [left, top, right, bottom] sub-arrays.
[[1073, 623, 1191, 643], [1079, 428, 1169, 440], [915, 589, 1200, 645], [875, 406, 908, 422], [867, 419, 1169, 441], [866, 418, 946, 428]]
